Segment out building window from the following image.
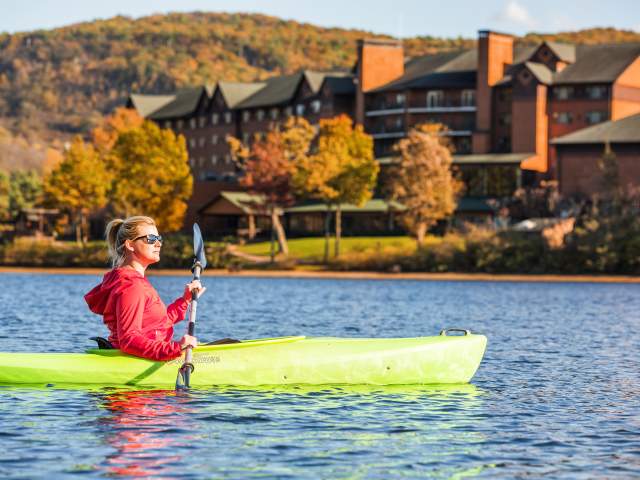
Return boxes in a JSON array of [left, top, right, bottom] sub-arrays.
[[554, 86, 574, 100], [190, 118, 197, 129], [211, 113, 219, 125], [242, 111, 251, 123], [585, 111, 607, 125], [396, 94, 406, 107], [211, 134, 218, 145], [211, 155, 218, 165], [177, 119, 184, 129], [426, 90, 444, 108], [256, 109, 265, 121], [461, 90, 475, 107], [586, 86, 607, 100], [270, 108, 279, 120], [224, 112, 232, 124], [394, 117, 403, 131], [164, 121, 171, 129], [311, 100, 321, 113], [242, 132, 250, 143], [199, 137, 205, 147], [296, 104, 305, 116], [189, 138, 196, 148], [199, 117, 206, 128], [555, 112, 573, 124], [225, 154, 231, 164]]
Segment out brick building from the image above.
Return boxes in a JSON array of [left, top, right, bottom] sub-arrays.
[[128, 30, 640, 234]]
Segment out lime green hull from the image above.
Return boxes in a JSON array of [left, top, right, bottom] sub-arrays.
[[0, 335, 487, 387]]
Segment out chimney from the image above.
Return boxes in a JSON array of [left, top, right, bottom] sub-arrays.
[[355, 39, 404, 125], [473, 30, 514, 153]]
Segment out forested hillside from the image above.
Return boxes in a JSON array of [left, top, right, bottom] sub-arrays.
[[0, 11, 638, 170]]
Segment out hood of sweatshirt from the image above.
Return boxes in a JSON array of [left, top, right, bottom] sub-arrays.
[[84, 268, 145, 315]]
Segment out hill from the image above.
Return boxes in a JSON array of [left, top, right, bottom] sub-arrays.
[[0, 12, 639, 170]]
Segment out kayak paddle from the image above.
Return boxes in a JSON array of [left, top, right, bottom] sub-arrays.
[[176, 223, 207, 389]]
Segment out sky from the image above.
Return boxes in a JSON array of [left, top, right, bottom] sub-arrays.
[[1, 0, 639, 38]]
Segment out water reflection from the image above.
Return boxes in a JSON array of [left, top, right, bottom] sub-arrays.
[[95, 389, 193, 477], [85, 384, 489, 478]]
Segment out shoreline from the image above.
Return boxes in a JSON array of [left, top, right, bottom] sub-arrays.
[[1, 266, 639, 283]]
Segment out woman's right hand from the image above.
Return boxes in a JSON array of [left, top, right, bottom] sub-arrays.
[[179, 334, 198, 350]]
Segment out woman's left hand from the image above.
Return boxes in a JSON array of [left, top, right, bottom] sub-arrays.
[[183, 280, 206, 302]]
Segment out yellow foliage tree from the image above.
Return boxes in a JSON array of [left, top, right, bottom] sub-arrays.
[[389, 124, 464, 246], [294, 115, 377, 259], [109, 121, 192, 232], [92, 107, 144, 152], [43, 137, 111, 243]]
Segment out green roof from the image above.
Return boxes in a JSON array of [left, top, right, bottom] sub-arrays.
[[376, 153, 534, 165], [219, 191, 266, 214], [148, 87, 206, 120], [552, 113, 640, 145], [286, 199, 405, 214]]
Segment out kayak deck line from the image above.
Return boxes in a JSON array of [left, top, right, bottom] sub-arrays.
[[0, 334, 487, 387]]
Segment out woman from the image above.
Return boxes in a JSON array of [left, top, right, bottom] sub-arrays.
[[85, 216, 204, 361]]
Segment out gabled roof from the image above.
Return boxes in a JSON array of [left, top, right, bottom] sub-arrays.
[[524, 61, 554, 85], [286, 199, 405, 213], [217, 81, 266, 108], [199, 191, 267, 215], [128, 94, 176, 118], [542, 41, 576, 63], [148, 86, 207, 120], [552, 112, 640, 145], [553, 44, 640, 84], [235, 72, 304, 109]]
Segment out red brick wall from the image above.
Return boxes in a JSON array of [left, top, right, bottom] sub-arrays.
[[558, 144, 640, 196]]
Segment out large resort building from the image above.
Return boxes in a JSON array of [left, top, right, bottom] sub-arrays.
[[128, 30, 640, 236]]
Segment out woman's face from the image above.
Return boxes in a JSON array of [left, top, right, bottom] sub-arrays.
[[128, 224, 162, 266]]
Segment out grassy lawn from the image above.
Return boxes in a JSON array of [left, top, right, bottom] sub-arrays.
[[237, 236, 428, 261]]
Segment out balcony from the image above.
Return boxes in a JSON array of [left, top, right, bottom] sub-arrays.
[[408, 105, 476, 114]]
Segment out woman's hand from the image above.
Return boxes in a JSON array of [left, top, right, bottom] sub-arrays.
[[179, 334, 198, 350], [182, 279, 206, 302]]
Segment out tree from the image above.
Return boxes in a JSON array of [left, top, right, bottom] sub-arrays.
[[109, 121, 192, 232], [92, 107, 144, 152], [389, 125, 463, 246], [0, 171, 9, 221], [8, 170, 43, 219], [43, 137, 110, 243], [294, 115, 377, 259], [229, 117, 314, 260]]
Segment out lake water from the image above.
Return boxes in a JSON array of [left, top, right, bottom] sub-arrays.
[[0, 272, 638, 478]]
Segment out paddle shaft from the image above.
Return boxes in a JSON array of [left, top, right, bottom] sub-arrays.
[[180, 262, 202, 387]]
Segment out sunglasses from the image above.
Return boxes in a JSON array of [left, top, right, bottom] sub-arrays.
[[134, 234, 163, 244]]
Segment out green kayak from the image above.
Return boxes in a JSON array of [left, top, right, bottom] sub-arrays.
[[0, 332, 487, 387]]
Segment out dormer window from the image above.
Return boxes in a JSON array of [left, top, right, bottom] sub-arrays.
[[211, 113, 219, 125], [224, 112, 232, 124], [461, 90, 475, 107], [426, 91, 444, 108], [311, 100, 321, 113]]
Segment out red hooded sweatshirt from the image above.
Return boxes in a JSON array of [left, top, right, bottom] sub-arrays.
[[85, 268, 188, 361]]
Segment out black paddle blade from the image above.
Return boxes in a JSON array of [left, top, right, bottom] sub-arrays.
[[193, 223, 207, 270]]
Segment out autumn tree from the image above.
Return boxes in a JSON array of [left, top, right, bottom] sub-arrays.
[[92, 107, 144, 152], [294, 115, 377, 259], [0, 171, 9, 221], [109, 121, 192, 232], [229, 117, 314, 260], [43, 137, 111, 243], [389, 125, 463, 246]]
